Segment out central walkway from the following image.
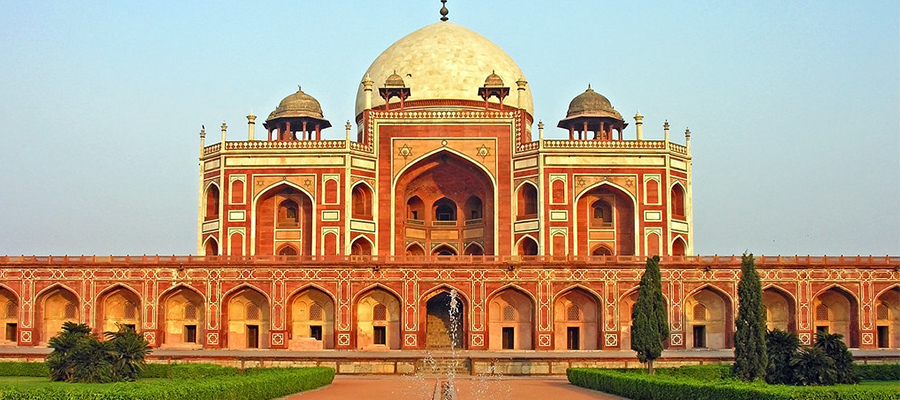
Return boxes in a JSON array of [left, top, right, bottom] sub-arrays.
[[280, 375, 626, 400]]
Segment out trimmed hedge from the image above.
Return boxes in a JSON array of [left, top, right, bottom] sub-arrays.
[[567, 368, 900, 400], [0, 363, 49, 377], [855, 364, 900, 381], [0, 366, 335, 400], [140, 363, 241, 379]]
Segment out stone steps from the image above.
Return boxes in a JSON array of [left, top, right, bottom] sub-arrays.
[[417, 357, 471, 376]]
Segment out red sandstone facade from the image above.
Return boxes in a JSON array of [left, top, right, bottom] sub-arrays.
[[0, 20, 897, 355]]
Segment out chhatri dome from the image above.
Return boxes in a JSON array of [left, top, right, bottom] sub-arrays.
[[355, 22, 533, 117]]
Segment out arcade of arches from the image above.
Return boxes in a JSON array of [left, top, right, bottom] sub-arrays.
[[0, 267, 896, 351]]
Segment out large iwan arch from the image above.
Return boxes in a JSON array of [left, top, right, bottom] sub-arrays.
[[393, 150, 496, 255]]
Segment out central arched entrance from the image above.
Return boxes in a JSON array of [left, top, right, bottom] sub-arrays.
[[576, 183, 635, 256], [424, 291, 465, 349], [394, 151, 495, 255], [255, 184, 313, 256]]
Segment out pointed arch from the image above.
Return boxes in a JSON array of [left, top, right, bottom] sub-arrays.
[[223, 284, 270, 349], [671, 236, 687, 256], [516, 235, 539, 256], [591, 244, 613, 256], [0, 286, 18, 343], [575, 181, 637, 256], [354, 285, 402, 349], [487, 285, 536, 350], [874, 285, 899, 348], [813, 284, 860, 347], [36, 284, 81, 344], [464, 195, 484, 221], [204, 182, 220, 221], [763, 284, 797, 332], [432, 243, 458, 256], [553, 286, 602, 350], [97, 284, 141, 333], [350, 235, 374, 256], [158, 283, 207, 347], [288, 286, 335, 350], [252, 181, 316, 256], [433, 197, 458, 222], [203, 236, 219, 256], [351, 182, 374, 220], [685, 284, 734, 349], [405, 242, 426, 256], [393, 149, 497, 255], [421, 285, 468, 350], [670, 182, 686, 220], [516, 181, 539, 220], [464, 242, 484, 256]]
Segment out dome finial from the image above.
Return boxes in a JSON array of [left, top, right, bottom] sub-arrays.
[[297, 85, 302, 92], [440, 0, 449, 21]]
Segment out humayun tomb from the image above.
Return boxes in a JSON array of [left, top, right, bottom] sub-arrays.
[[0, 5, 896, 374]]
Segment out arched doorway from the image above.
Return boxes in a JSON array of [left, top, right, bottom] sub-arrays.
[[225, 287, 269, 349], [161, 286, 204, 348], [685, 287, 733, 349], [289, 288, 335, 350], [618, 289, 669, 350], [424, 290, 465, 350], [356, 288, 401, 349], [554, 288, 600, 350], [432, 244, 457, 256], [763, 287, 796, 332], [874, 286, 899, 348], [813, 287, 859, 347], [255, 185, 313, 256], [99, 286, 141, 333], [350, 237, 373, 255], [518, 237, 538, 256], [0, 287, 17, 344], [38, 286, 79, 344], [577, 184, 635, 256], [488, 288, 534, 350], [394, 151, 495, 255], [672, 237, 687, 256]]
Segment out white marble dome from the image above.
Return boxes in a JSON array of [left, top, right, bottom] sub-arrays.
[[355, 22, 532, 117]]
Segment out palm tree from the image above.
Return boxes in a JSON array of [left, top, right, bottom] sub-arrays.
[[105, 324, 152, 381]]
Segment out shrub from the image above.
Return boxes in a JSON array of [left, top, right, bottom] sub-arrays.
[[105, 325, 152, 381], [814, 331, 858, 384], [45, 322, 151, 383], [791, 346, 836, 386], [765, 329, 800, 384], [854, 363, 900, 381]]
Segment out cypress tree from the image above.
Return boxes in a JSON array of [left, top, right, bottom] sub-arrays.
[[631, 255, 669, 374], [732, 253, 767, 381]]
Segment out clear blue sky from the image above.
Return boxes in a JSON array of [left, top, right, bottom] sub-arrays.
[[1, 1, 897, 256]]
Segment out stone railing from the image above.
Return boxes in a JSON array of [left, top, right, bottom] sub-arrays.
[[224, 140, 347, 151], [542, 139, 669, 150], [1, 254, 896, 268]]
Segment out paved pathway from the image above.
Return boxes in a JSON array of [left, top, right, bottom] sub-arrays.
[[280, 375, 627, 400]]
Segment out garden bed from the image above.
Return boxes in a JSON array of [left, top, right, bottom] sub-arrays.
[[568, 364, 900, 400], [0, 362, 334, 400]]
